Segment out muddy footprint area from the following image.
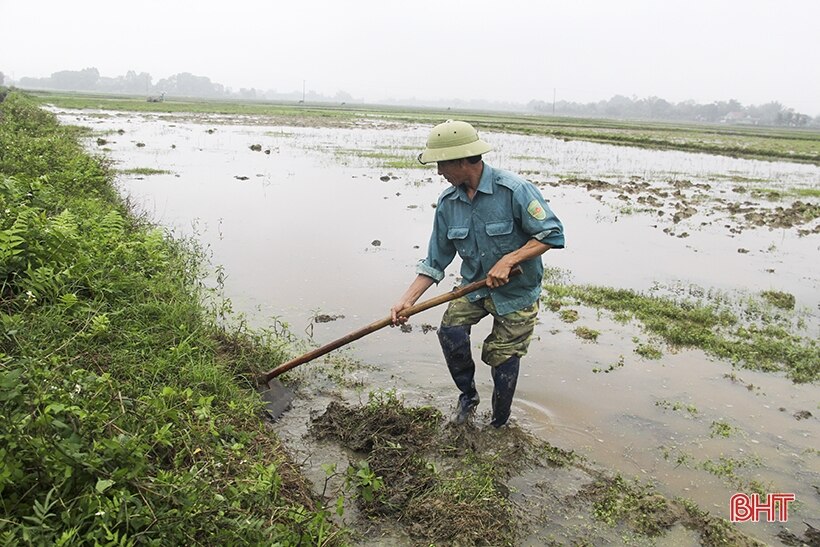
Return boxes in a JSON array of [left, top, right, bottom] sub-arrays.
[[292, 390, 764, 546]]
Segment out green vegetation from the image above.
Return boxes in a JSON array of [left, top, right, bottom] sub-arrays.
[[574, 326, 600, 341], [700, 456, 766, 496], [748, 187, 820, 201], [760, 290, 796, 310], [117, 167, 173, 176], [634, 340, 663, 360], [0, 92, 340, 544], [656, 400, 699, 416], [558, 308, 579, 323], [543, 282, 819, 383], [29, 90, 355, 123], [592, 355, 625, 374], [584, 474, 677, 537], [333, 148, 424, 169], [710, 421, 738, 438], [30, 91, 820, 165]]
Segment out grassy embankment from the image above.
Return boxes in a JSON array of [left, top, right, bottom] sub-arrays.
[[0, 90, 342, 544], [29, 90, 820, 166]]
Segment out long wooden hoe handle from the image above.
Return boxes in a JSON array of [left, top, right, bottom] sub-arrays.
[[261, 268, 522, 382]]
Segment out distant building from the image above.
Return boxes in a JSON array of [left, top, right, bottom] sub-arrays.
[[722, 111, 758, 125]]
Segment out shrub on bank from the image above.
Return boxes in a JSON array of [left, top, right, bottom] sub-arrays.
[[0, 92, 340, 545]]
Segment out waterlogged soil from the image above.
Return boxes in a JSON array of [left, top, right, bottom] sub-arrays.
[[55, 106, 820, 546]]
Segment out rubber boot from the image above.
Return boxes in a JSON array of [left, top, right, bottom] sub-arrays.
[[438, 325, 479, 424], [490, 356, 520, 428]]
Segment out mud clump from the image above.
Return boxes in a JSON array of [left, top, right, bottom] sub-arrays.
[[313, 314, 344, 323], [310, 392, 536, 545], [793, 409, 812, 420]]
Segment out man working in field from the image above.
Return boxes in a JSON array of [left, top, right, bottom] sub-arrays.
[[391, 120, 564, 427]]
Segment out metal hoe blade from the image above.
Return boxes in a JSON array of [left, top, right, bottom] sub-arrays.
[[260, 379, 296, 420]]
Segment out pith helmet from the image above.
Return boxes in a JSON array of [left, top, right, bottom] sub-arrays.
[[417, 120, 492, 164]]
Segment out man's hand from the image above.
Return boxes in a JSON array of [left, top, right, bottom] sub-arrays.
[[390, 275, 436, 325], [390, 299, 415, 325], [486, 240, 552, 289], [486, 257, 516, 288]]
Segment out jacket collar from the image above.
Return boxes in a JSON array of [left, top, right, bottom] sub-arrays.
[[447, 163, 494, 202]]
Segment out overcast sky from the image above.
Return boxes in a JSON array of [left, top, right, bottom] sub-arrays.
[[2, 0, 819, 114]]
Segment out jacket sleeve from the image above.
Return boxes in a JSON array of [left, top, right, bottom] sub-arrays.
[[416, 205, 456, 282], [514, 182, 565, 248]]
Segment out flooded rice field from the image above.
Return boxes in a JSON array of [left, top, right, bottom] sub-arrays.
[[59, 108, 818, 545]]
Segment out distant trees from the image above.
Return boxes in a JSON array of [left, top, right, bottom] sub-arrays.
[[21, 67, 101, 91], [17, 67, 227, 98], [527, 95, 814, 126], [154, 72, 225, 97]]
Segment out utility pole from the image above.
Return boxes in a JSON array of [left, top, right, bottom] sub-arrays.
[[302, 80, 306, 103], [552, 88, 556, 116]]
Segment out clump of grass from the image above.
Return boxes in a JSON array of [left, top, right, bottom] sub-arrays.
[[793, 187, 820, 198], [574, 326, 600, 341], [656, 400, 699, 415], [118, 167, 173, 176], [760, 290, 795, 310], [559, 308, 579, 323], [582, 475, 678, 537], [709, 420, 737, 438], [635, 341, 663, 359], [593, 355, 625, 374]]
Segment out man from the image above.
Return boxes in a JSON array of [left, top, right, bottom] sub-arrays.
[[391, 120, 564, 427]]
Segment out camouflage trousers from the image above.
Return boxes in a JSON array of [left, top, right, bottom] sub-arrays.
[[440, 296, 539, 367]]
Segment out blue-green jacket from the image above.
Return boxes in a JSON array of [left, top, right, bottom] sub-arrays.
[[417, 163, 564, 315]]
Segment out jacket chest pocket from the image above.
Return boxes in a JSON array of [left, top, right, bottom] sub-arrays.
[[485, 220, 517, 252], [447, 226, 473, 257]]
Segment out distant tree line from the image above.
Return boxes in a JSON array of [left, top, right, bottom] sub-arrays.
[[527, 95, 817, 127], [7, 67, 817, 126], [16, 67, 228, 98], [11, 67, 351, 104]]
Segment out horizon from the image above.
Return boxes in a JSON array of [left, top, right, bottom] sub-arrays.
[[10, 67, 817, 120]]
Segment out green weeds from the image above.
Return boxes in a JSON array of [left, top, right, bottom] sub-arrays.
[[656, 400, 699, 415], [117, 167, 173, 176], [709, 420, 738, 438], [574, 326, 600, 341], [760, 290, 795, 310], [542, 281, 819, 382], [583, 474, 677, 537], [0, 92, 340, 545]]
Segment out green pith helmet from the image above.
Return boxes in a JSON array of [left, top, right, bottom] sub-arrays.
[[417, 120, 492, 164]]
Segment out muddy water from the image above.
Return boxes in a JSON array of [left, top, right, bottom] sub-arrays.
[[60, 108, 819, 545]]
